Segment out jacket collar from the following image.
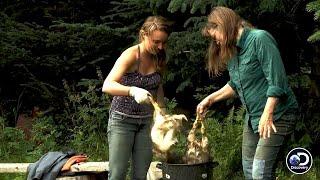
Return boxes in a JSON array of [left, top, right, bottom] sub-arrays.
[[236, 27, 249, 49]]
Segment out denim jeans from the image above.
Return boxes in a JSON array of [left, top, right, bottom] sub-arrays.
[[242, 111, 297, 180], [107, 111, 153, 180]]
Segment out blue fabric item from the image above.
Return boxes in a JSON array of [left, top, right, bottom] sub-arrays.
[[27, 150, 76, 180], [107, 111, 152, 180], [252, 159, 265, 179], [242, 112, 296, 179]]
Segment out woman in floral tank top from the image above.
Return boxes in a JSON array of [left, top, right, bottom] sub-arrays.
[[102, 16, 172, 180]]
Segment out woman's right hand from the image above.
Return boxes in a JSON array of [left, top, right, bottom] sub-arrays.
[[129, 86, 151, 104], [196, 97, 212, 118], [196, 84, 235, 118]]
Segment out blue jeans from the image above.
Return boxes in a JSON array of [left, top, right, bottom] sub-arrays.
[[242, 112, 297, 180], [107, 111, 153, 180]]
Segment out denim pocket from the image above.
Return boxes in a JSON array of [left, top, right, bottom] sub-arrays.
[[111, 112, 125, 121], [108, 111, 126, 133], [112, 112, 126, 123], [274, 112, 297, 136]]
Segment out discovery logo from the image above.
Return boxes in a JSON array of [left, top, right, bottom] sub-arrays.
[[286, 147, 313, 174]]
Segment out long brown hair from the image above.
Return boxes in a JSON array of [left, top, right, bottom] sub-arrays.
[[202, 7, 243, 76], [139, 16, 172, 72]]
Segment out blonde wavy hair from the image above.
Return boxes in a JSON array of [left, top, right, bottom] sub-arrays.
[[139, 16, 172, 72]]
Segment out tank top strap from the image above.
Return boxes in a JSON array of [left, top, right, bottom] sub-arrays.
[[137, 45, 141, 60], [137, 45, 141, 72]]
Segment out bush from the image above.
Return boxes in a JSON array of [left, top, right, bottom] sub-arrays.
[[205, 107, 244, 179], [60, 68, 111, 161], [0, 116, 33, 163], [0, 116, 31, 180]]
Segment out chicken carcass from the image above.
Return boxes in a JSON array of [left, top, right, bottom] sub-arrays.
[[149, 96, 188, 153], [186, 115, 210, 164]]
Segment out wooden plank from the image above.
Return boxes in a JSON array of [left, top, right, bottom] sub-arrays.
[[0, 162, 109, 173], [56, 175, 98, 180], [70, 162, 109, 172], [0, 163, 30, 173], [0, 161, 163, 180]]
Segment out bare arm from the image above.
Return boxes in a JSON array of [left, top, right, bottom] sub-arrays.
[[197, 83, 236, 115], [263, 97, 278, 114], [102, 47, 136, 96], [259, 97, 278, 139]]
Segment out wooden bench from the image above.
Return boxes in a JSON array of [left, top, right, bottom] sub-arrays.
[[0, 161, 162, 180]]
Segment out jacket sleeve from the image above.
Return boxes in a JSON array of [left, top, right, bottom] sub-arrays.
[[27, 153, 45, 180], [27, 151, 76, 180], [227, 80, 237, 92], [255, 30, 289, 98]]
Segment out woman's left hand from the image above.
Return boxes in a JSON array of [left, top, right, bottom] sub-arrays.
[[258, 111, 277, 139]]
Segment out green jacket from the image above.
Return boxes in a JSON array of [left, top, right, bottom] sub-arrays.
[[227, 27, 298, 133]]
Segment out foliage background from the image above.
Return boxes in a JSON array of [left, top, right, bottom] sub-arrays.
[[0, 0, 319, 179]]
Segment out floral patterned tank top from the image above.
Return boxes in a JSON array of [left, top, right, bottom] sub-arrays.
[[110, 46, 161, 117]]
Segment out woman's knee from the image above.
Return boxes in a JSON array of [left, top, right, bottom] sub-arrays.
[[252, 158, 266, 179]]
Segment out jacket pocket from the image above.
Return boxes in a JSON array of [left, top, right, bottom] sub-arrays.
[[240, 56, 260, 74]]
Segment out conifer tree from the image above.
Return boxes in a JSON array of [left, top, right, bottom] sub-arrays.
[[306, 0, 320, 42]]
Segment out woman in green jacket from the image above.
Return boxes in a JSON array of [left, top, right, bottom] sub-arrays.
[[197, 6, 298, 179]]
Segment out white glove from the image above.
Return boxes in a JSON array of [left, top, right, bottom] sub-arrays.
[[129, 86, 151, 104]]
